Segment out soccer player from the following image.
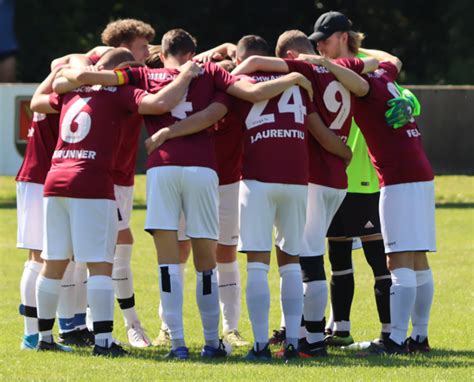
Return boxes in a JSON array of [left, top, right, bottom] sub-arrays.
[[233, 29, 374, 357], [308, 12, 435, 354], [30, 48, 198, 356]]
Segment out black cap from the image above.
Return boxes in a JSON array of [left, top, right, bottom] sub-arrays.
[[308, 11, 352, 42]]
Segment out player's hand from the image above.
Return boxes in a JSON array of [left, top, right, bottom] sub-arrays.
[[385, 97, 413, 129], [145, 128, 171, 154], [179, 60, 202, 78], [297, 53, 323, 65], [194, 50, 224, 63], [291, 72, 314, 102]]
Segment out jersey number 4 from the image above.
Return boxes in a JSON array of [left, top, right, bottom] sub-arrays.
[[245, 86, 307, 130]]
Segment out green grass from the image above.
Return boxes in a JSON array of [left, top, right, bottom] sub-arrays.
[[0, 176, 473, 381]]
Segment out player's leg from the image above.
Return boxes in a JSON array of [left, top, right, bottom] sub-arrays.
[[239, 180, 274, 361], [57, 261, 81, 345], [72, 261, 93, 344], [113, 185, 150, 347], [145, 166, 187, 359], [16, 181, 44, 349], [36, 196, 73, 352], [216, 182, 248, 346], [182, 166, 224, 358], [273, 183, 306, 360], [71, 198, 126, 357], [299, 184, 346, 357], [407, 181, 436, 352], [154, 214, 190, 347]]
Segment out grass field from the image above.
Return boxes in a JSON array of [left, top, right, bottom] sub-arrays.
[[0, 175, 473, 381]]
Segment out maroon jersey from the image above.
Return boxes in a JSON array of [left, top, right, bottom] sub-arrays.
[[214, 98, 243, 185], [286, 58, 364, 189], [16, 113, 60, 184], [354, 62, 433, 186], [125, 62, 237, 171], [45, 85, 146, 200], [234, 71, 315, 185], [112, 114, 144, 186]]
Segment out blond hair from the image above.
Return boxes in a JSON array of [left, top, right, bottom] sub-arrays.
[[347, 31, 365, 54], [145, 45, 163, 68], [275, 30, 314, 58], [101, 19, 155, 47]]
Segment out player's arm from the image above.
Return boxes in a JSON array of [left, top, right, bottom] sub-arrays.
[[50, 46, 111, 71], [30, 67, 63, 113], [145, 102, 229, 154], [385, 86, 421, 128], [358, 48, 402, 73], [307, 112, 352, 162], [226, 72, 313, 103], [231, 56, 289, 75], [296, 54, 369, 97], [194, 42, 237, 62], [52, 55, 92, 94], [137, 61, 202, 114]]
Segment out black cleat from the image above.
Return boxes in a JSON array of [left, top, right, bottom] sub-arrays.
[[37, 340, 73, 352], [77, 328, 95, 346], [243, 344, 272, 361], [359, 337, 408, 356], [93, 342, 129, 357], [406, 336, 431, 353], [58, 330, 90, 347], [275, 344, 300, 362], [298, 341, 328, 358], [269, 328, 286, 346]]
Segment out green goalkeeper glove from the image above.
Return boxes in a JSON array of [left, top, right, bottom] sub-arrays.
[[385, 89, 420, 129]]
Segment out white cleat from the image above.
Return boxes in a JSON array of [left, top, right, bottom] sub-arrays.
[[127, 323, 151, 348]]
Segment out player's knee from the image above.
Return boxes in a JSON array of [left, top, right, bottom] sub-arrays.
[[328, 240, 353, 272], [300, 255, 326, 282]]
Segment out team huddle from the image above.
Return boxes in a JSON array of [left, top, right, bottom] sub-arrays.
[[16, 11, 436, 360]]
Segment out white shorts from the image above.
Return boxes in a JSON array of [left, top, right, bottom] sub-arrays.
[[238, 180, 307, 256], [16, 182, 44, 251], [300, 183, 347, 257], [145, 166, 219, 240], [114, 185, 134, 231], [42, 197, 118, 263], [380, 180, 436, 253]]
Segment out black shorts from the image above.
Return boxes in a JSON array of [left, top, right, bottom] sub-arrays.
[[327, 192, 381, 238]]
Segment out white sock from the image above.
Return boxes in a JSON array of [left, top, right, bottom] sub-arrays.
[[73, 262, 88, 330], [334, 320, 351, 333], [326, 305, 334, 333], [411, 269, 434, 342], [196, 269, 220, 348], [88, 275, 114, 348], [304, 280, 327, 345], [57, 261, 76, 334], [246, 262, 270, 350], [159, 263, 185, 332], [389, 268, 417, 345], [159, 264, 184, 349], [217, 261, 241, 332], [112, 244, 139, 328], [36, 275, 61, 343], [20, 260, 42, 335], [279, 263, 303, 348]]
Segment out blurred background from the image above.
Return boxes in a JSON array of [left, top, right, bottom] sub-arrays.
[[4, 0, 474, 84]]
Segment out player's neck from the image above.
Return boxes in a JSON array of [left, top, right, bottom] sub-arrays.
[[163, 56, 183, 69], [339, 46, 355, 59]]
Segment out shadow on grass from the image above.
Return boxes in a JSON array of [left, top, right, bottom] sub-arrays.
[[66, 346, 474, 369]]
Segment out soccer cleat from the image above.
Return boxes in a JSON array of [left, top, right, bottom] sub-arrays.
[[77, 328, 95, 346], [201, 341, 228, 358], [274, 344, 299, 361], [127, 322, 151, 348], [357, 338, 408, 356], [298, 341, 328, 358], [222, 329, 250, 347], [372, 332, 391, 347], [325, 334, 354, 347], [58, 330, 90, 347], [93, 342, 129, 357], [37, 340, 73, 352], [164, 346, 189, 360], [406, 336, 431, 353], [20, 334, 39, 350], [152, 328, 171, 347], [268, 328, 286, 345], [243, 344, 272, 361]]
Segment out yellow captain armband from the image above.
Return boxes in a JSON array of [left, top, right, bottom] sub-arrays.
[[114, 69, 126, 85]]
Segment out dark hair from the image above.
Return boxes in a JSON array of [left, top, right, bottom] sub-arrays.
[[97, 48, 135, 70], [275, 30, 314, 58], [101, 19, 155, 47], [145, 45, 163, 68], [161, 29, 197, 57], [236, 35, 270, 61]]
